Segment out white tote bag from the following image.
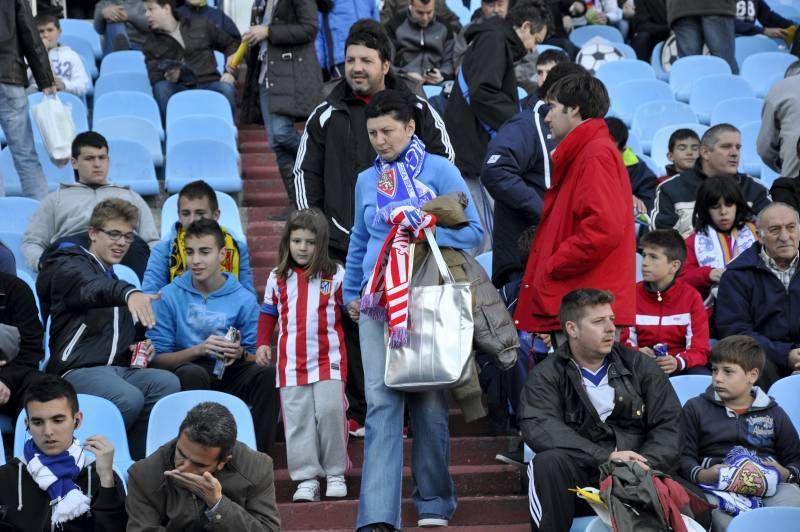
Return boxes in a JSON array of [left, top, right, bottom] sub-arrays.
[[32, 94, 75, 167]]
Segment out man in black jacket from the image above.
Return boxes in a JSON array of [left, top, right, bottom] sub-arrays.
[[0, 375, 127, 531], [293, 18, 452, 435], [0, 0, 56, 200], [444, 0, 551, 253], [518, 288, 683, 532], [37, 198, 180, 459], [0, 272, 44, 420], [630, 0, 670, 60], [142, 0, 240, 122]]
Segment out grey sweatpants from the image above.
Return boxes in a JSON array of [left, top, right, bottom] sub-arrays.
[[705, 483, 800, 531], [280, 379, 349, 481]]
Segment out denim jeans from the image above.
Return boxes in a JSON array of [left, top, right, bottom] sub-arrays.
[[64, 365, 181, 459], [258, 84, 300, 169], [153, 80, 237, 123], [356, 315, 456, 530], [0, 83, 48, 199], [672, 15, 738, 74], [103, 22, 135, 56]]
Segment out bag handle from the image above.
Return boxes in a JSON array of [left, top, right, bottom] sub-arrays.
[[423, 227, 455, 285]]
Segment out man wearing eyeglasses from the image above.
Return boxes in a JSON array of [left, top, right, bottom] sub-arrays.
[[37, 198, 181, 460], [22, 131, 160, 278]]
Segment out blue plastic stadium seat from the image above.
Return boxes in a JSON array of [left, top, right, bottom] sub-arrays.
[[631, 100, 698, 154], [107, 140, 160, 196], [14, 394, 134, 483], [739, 120, 762, 177], [584, 517, 610, 532], [710, 97, 764, 129], [670, 375, 711, 406], [0, 144, 74, 196], [0, 233, 23, 271], [0, 427, 5, 459], [536, 43, 565, 54], [94, 91, 164, 141], [768, 374, 800, 429], [689, 74, 755, 124], [760, 161, 781, 189], [145, 390, 257, 456], [60, 19, 102, 60], [0, 125, 5, 146], [94, 117, 164, 167], [100, 50, 147, 76], [650, 40, 669, 81], [160, 191, 245, 242], [638, 153, 665, 177], [772, 3, 800, 22], [596, 59, 655, 91], [569, 25, 624, 47], [215, 50, 225, 74], [0, 198, 39, 234], [650, 123, 709, 173], [15, 269, 39, 312], [728, 507, 800, 532], [669, 55, 732, 102], [626, 131, 642, 156], [166, 90, 234, 129], [59, 34, 99, 80], [741, 52, 797, 98], [165, 139, 242, 194], [608, 79, 674, 126], [113, 264, 141, 288], [27, 92, 89, 143], [475, 252, 492, 278], [166, 115, 238, 155], [735, 35, 781, 71], [614, 42, 637, 60], [422, 84, 441, 99], [93, 72, 153, 101]]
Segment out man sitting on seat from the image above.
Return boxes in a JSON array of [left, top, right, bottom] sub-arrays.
[[126, 401, 281, 531], [142, 180, 255, 295], [94, 0, 150, 55], [147, 219, 278, 453], [142, 0, 240, 122], [22, 131, 160, 277], [0, 375, 127, 530]]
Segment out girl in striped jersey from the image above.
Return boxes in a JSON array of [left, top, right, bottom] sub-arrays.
[[256, 208, 350, 502]]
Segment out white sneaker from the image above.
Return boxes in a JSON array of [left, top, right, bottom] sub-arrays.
[[326, 475, 347, 497], [292, 479, 320, 502], [417, 517, 448, 527]]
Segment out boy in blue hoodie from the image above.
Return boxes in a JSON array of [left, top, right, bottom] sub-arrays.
[[147, 219, 279, 453], [681, 335, 800, 530]]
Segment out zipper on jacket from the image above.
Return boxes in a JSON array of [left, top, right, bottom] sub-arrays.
[[107, 307, 119, 365], [62, 323, 87, 361]]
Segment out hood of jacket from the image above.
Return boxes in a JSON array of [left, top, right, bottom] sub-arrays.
[[463, 16, 527, 62], [172, 269, 242, 298], [700, 384, 774, 411], [550, 118, 615, 188], [726, 242, 777, 273]]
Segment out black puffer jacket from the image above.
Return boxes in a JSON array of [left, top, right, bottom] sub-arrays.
[[36, 246, 141, 376], [0, 273, 43, 398], [0, 0, 54, 87], [519, 342, 683, 473]]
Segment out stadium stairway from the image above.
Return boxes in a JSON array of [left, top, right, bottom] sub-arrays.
[[239, 124, 531, 530]]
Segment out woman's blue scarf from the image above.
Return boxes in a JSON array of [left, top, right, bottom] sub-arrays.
[[372, 135, 434, 225]]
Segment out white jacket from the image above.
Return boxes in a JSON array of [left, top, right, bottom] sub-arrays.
[[28, 45, 91, 96]]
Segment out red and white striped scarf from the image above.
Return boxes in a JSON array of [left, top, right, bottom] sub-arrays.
[[360, 206, 437, 347]]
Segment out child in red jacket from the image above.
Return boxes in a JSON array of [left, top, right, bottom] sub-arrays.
[[622, 229, 711, 376]]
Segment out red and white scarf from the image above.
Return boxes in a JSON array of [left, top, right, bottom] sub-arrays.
[[361, 206, 437, 347]]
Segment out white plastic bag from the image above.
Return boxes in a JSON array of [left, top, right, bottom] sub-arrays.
[[32, 94, 75, 168]]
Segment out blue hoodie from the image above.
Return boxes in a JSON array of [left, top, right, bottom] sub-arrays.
[[147, 271, 259, 359]]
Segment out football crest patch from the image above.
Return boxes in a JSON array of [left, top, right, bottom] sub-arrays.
[[378, 168, 397, 198], [320, 279, 332, 296]]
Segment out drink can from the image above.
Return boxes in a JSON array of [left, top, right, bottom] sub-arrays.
[[225, 326, 241, 344], [213, 327, 241, 379], [130, 341, 149, 368], [654, 343, 669, 357]]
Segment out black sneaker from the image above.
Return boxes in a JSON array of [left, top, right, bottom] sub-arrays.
[[112, 33, 130, 51], [495, 448, 526, 467]]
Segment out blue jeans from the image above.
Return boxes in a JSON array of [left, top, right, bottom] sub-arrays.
[[258, 84, 300, 169], [103, 22, 141, 56], [356, 316, 456, 530], [153, 80, 237, 124], [672, 15, 738, 74], [0, 83, 48, 199], [64, 365, 180, 459]]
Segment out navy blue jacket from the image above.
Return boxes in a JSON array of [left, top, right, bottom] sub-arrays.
[[734, 0, 793, 35], [681, 385, 800, 484], [480, 100, 554, 287], [715, 243, 800, 369], [628, 159, 658, 213]]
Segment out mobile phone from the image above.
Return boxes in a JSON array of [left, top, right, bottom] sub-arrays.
[[426, 67, 437, 74]]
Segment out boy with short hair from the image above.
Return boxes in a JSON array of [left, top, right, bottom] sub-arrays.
[[147, 219, 279, 453], [681, 335, 800, 530], [534, 48, 569, 87], [665, 128, 701, 178], [0, 375, 127, 530], [30, 13, 91, 97], [621, 228, 711, 376], [142, 180, 254, 295]]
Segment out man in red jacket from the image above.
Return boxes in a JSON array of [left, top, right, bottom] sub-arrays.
[[514, 72, 636, 338]]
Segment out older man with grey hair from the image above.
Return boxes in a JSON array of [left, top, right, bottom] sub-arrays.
[[716, 202, 800, 388], [758, 60, 800, 179]]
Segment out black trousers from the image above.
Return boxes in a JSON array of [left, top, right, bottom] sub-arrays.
[[528, 450, 597, 532], [174, 361, 280, 455]]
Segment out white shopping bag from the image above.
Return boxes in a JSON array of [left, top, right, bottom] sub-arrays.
[[32, 94, 75, 168]]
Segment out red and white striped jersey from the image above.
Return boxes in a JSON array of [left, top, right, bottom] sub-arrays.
[[263, 265, 347, 387]]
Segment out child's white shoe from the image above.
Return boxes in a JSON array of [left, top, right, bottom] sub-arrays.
[[292, 479, 320, 502], [325, 475, 347, 498]]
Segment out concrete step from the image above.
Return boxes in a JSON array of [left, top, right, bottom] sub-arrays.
[[271, 436, 515, 470], [278, 495, 530, 530], [243, 190, 291, 208], [243, 165, 281, 181], [242, 152, 279, 169]]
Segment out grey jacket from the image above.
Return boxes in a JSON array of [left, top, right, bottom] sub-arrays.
[[386, 13, 456, 80], [94, 0, 150, 45], [22, 182, 160, 271], [757, 75, 800, 178]]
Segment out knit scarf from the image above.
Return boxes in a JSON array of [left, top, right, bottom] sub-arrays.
[[700, 446, 780, 516], [23, 438, 91, 525], [695, 223, 757, 269], [361, 136, 437, 347], [169, 226, 241, 282]]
